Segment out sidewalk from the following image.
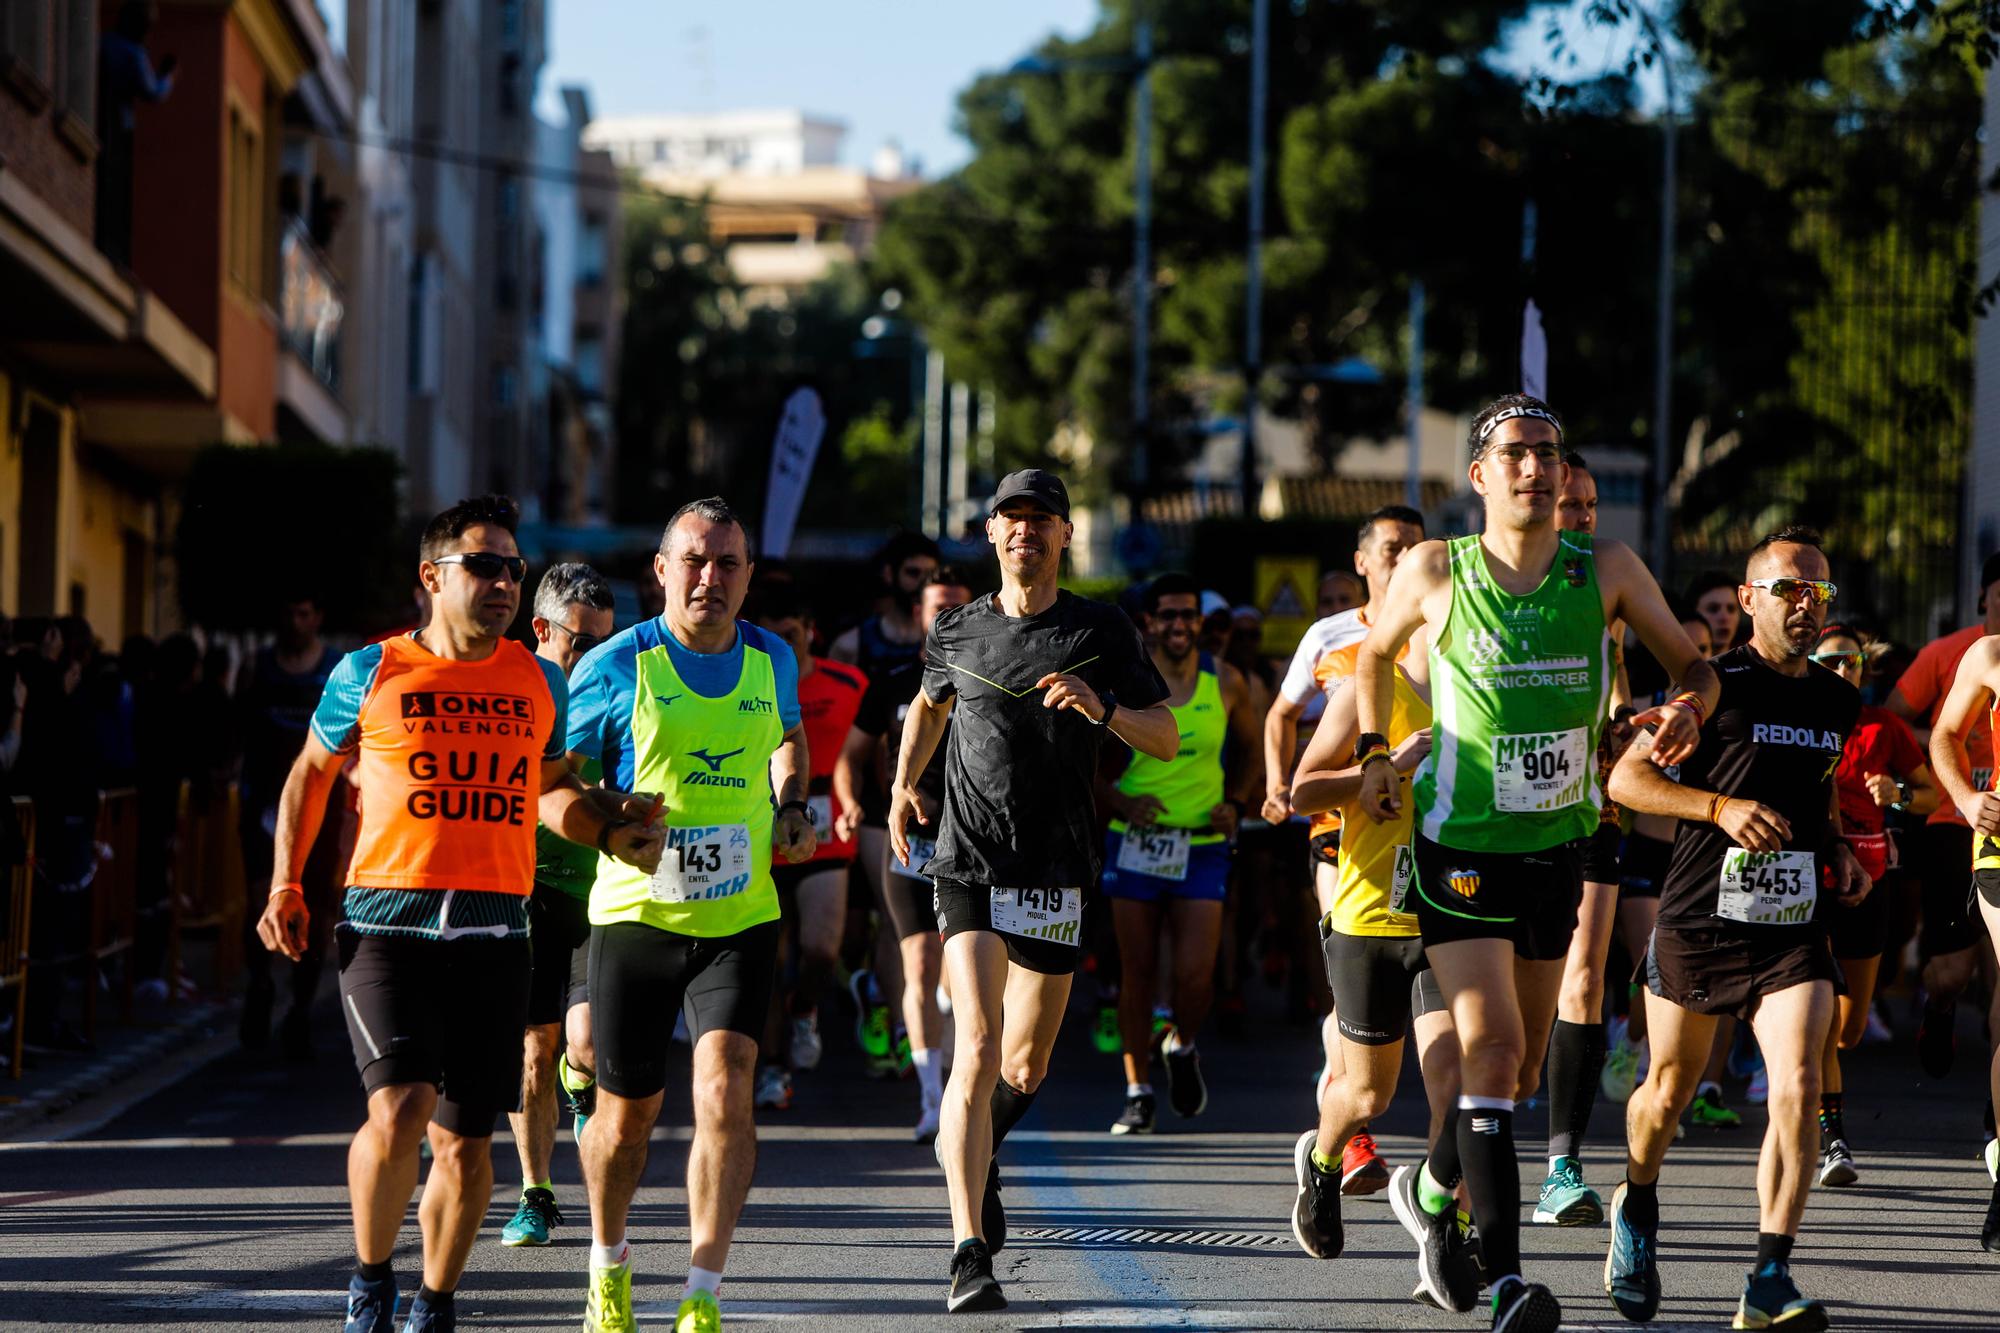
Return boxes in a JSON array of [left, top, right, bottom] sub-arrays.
[[0, 994, 236, 1142]]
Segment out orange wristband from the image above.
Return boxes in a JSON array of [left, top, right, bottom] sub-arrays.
[[270, 881, 305, 898]]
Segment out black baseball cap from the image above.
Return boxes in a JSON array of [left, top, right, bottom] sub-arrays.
[[990, 468, 1070, 519]]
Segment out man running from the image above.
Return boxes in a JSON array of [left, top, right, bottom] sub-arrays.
[[829, 531, 942, 676], [752, 586, 868, 1110], [890, 468, 1175, 1312], [498, 563, 617, 1249], [1923, 621, 2000, 1245], [838, 565, 975, 1138], [256, 497, 662, 1333], [1604, 526, 1865, 1329], [565, 497, 817, 1333], [1355, 395, 1716, 1333], [1101, 572, 1257, 1134]]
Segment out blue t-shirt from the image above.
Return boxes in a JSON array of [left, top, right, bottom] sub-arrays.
[[567, 617, 801, 788]]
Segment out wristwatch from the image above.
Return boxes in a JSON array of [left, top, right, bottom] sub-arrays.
[[776, 799, 813, 823], [596, 818, 633, 854], [1095, 691, 1118, 729]]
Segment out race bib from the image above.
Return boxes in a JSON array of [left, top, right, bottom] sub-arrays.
[[649, 824, 753, 904], [1117, 825, 1191, 881], [892, 834, 936, 881], [1493, 728, 1590, 813], [1716, 848, 1817, 926], [989, 886, 1082, 945], [1390, 844, 1414, 914], [807, 795, 834, 843]]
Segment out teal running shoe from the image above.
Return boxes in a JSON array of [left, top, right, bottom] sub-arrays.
[[500, 1186, 561, 1247], [559, 1052, 596, 1147], [1603, 1181, 1661, 1322], [1533, 1156, 1604, 1226], [1732, 1260, 1826, 1331]]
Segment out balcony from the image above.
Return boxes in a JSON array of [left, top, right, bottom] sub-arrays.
[[280, 218, 343, 391]]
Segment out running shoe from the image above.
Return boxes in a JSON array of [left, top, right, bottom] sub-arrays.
[[754, 1066, 793, 1110], [1727, 1029, 1765, 1081], [1490, 1276, 1562, 1332], [1688, 1089, 1743, 1128], [1533, 1156, 1603, 1226], [1110, 1092, 1156, 1135], [674, 1289, 721, 1333], [893, 1027, 914, 1077], [1151, 1010, 1176, 1042], [1341, 1129, 1391, 1196], [1817, 1138, 1857, 1187], [500, 1186, 562, 1246], [1746, 1066, 1769, 1106], [1984, 1137, 1999, 1184], [1092, 1004, 1121, 1054], [849, 969, 892, 1064], [791, 1011, 823, 1071], [1289, 1129, 1343, 1258], [403, 1290, 453, 1331], [559, 1053, 596, 1147], [1731, 1260, 1826, 1331], [1918, 1000, 1957, 1078], [584, 1259, 635, 1333], [1163, 1041, 1208, 1118], [1862, 1007, 1893, 1045], [1601, 1037, 1642, 1103], [947, 1238, 1006, 1312], [1603, 1181, 1661, 1322], [1387, 1163, 1481, 1314], [1983, 1180, 2000, 1251], [983, 1158, 1007, 1253], [343, 1272, 398, 1333]]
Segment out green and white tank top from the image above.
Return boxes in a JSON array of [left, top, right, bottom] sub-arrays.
[[1415, 531, 1614, 853]]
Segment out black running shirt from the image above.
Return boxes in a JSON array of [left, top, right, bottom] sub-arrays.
[[1658, 645, 1861, 929], [854, 657, 943, 827], [922, 591, 1169, 887]]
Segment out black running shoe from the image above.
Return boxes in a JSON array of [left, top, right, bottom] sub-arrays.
[[947, 1239, 1006, 1313], [1388, 1164, 1480, 1314], [343, 1273, 398, 1333], [1490, 1276, 1562, 1332], [1983, 1180, 2000, 1252], [983, 1158, 1006, 1254], [1110, 1092, 1157, 1135], [1289, 1130, 1343, 1258], [1164, 1043, 1208, 1118], [1918, 1000, 1957, 1079]]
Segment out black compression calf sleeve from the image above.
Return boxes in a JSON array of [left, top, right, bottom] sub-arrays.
[[1426, 1101, 1464, 1191], [792, 952, 835, 1016], [991, 1078, 1038, 1148], [1459, 1103, 1520, 1280], [1548, 1019, 1607, 1162]]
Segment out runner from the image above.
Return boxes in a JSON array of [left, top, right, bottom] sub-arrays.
[[563, 497, 817, 1333], [1887, 553, 2000, 1080], [1813, 623, 1937, 1187], [752, 586, 869, 1112], [1263, 504, 1425, 1184], [1925, 624, 2000, 1245], [1320, 570, 1364, 618], [1604, 525, 1864, 1328], [498, 563, 617, 1249], [828, 531, 942, 676], [838, 566, 975, 1138], [255, 497, 662, 1333], [888, 468, 1176, 1312], [1354, 395, 1716, 1333], [1101, 572, 1258, 1134]]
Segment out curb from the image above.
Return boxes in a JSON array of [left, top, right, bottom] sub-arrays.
[[0, 1000, 235, 1143]]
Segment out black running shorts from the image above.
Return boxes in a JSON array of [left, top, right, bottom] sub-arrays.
[[1824, 877, 1892, 962], [1578, 822, 1622, 886], [1619, 832, 1672, 901], [1920, 822, 1983, 958], [1410, 833, 1581, 962], [337, 931, 531, 1137], [1644, 923, 1841, 1019], [881, 866, 939, 940], [933, 877, 1081, 975], [1309, 829, 1341, 868], [590, 919, 780, 1099], [525, 882, 594, 1027], [1319, 923, 1445, 1046]]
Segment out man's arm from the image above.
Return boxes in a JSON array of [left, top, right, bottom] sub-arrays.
[[1355, 541, 1446, 819], [1219, 661, 1258, 810], [1292, 678, 1432, 816], [832, 725, 867, 841], [1930, 636, 2000, 830], [1599, 539, 1717, 765], [1826, 771, 1870, 903], [1608, 728, 1791, 852], [255, 735, 349, 961], [1261, 693, 1308, 822], [538, 757, 663, 872], [770, 725, 816, 862], [889, 690, 954, 864]]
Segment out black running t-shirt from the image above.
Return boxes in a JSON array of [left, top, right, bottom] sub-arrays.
[[1658, 645, 1861, 928], [854, 657, 944, 826], [922, 591, 1169, 887]]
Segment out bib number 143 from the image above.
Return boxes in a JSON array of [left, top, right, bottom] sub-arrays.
[[649, 824, 752, 904]]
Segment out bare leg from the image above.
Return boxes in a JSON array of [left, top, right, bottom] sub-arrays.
[[1318, 1036, 1406, 1158], [1558, 882, 1618, 1025], [686, 1029, 759, 1271], [350, 1083, 438, 1265], [939, 932, 1010, 1245], [566, 1001, 596, 1078], [417, 1120, 495, 1291], [1745, 981, 1834, 1236], [1411, 1007, 1462, 1148], [897, 930, 945, 1052], [1617, 899, 1658, 1043], [1111, 899, 1165, 1086], [582, 1087, 663, 1246], [1512, 955, 1568, 1103], [508, 1023, 562, 1186], [1625, 990, 1718, 1184], [1166, 897, 1224, 1043]]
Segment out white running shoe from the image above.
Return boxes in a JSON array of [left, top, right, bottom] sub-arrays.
[[914, 1096, 942, 1143], [754, 1066, 792, 1110], [1600, 1038, 1641, 1103], [1862, 1008, 1893, 1045], [1983, 1137, 1998, 1183], [1747, 1066, 1769, 1106], [791, 1012, 823, 1071]]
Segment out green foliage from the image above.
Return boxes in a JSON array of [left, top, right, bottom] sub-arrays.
[[176, 443, 407, 633]]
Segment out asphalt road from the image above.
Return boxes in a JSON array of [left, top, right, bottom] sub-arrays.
[[3, 987, 1998, 1331]]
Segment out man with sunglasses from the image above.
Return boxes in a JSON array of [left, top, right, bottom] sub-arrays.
[[1354, 395, 1715, 1333], [1605, 526, 1865, 1330], [829, 530, 942, 678], [497, 563, 618, 1250], [1100, 572, 1258, 1135], [256, 497, 664, 1333], [564, 497, 816, 1333]]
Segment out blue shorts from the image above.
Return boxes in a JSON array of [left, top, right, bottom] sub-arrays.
[[1100, 831, 1232, 903]]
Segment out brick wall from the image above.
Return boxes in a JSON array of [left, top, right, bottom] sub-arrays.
[[0, 87, 94, 238]]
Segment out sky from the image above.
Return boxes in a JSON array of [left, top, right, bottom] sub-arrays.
[[537, 3, 1673, 181]]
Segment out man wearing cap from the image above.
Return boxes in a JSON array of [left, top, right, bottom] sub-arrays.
[[890, 468, 1178, 1313]]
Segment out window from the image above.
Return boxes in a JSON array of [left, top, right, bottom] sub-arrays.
[[1, 2, 52, 109], [227, 103, 266, 297], [577, 217, 605, 287], [574, 336, 603, 394], [52, 0, 92, 135]]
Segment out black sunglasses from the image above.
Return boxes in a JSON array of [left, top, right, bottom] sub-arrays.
[[1151, 608, 1203, 622], [434, 552, 527, 582], [550, 621, 604, 655]]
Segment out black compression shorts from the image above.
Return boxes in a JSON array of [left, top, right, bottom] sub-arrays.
[[1619, 832, 1672, 900], [590, 919, 779, 1099], [1320, 924, 1445, 1046], [337, 931, 531, 1137], [525, 882, 593, 1026], [1579, 822, 1622, 886], [1921, 822, 1984, 957]]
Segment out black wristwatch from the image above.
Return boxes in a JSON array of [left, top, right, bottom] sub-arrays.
[[1354, 731, 1393, 767], [597, 818, 633, 854], [776, 799, 813, 823], [1095, 691, 1118, 729]]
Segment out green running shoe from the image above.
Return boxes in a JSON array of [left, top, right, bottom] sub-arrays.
[[584, 1260, 635, 1333], [1092, 1004, 1121, 1054], [559, 1053, 597, 1147], [1688, 1090, 1743, 1129], [674, 1289, 720, 1333], [500, 1186, 561, 1247], [849, 969, 893, 1064], [1532, 1156, 1603, 1226], [893, 1027, 913, 1077]]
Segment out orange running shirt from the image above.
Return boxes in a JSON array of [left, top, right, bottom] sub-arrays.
[[1891, 624, 1993, 827]]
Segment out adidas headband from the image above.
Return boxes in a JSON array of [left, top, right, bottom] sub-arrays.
[[1474, 405, 1564, 445]]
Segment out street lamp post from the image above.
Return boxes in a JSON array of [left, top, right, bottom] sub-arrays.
[[1636, 4, 1678, 577]]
